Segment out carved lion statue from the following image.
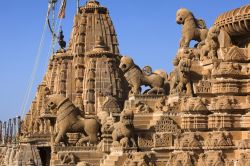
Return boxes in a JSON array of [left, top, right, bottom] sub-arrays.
[[119, 56, 169, 95], [112, 109, 137, 148], [176, 8, 208, 48], [46, 94, 100, 145], [169, 58, 192, 96], [199, 26, 220, 60]]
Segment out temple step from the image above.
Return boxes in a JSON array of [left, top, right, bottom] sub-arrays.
[[101, 153, 127, 166]]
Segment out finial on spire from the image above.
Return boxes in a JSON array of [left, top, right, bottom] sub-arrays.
[[86, 0, 100, 6], [58, 27, 66, 50]]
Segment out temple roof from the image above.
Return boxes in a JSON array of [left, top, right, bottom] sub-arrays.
[[67, 0, 119, 56], [21, 0, 125, 136]]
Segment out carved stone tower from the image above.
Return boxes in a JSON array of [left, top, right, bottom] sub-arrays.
[[82, 37, 124, 115], [19, 0, 126, 150]]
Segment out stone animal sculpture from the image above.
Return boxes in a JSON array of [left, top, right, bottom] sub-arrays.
[[112, 109, 137, 148], [119, 56, 169, 95], [176, 8, 208, 48], [169, 58, 192, 96], [46, 94, 100, 145], [199, 26, 220, 60]]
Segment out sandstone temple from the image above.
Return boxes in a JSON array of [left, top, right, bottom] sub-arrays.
[[1, 1, 250, 166]]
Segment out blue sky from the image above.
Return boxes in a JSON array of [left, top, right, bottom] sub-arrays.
[[0, 0, 248, 121]]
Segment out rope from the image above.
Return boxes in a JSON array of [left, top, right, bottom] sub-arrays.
[[20, 0, 65, 118], [20, 15, 48, 118], [51, 2, 57, 54], [44, 18, 62, 70]]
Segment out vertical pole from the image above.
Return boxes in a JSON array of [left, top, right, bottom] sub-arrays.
[[0, 121, 2, 144], [52, 2, 56, 54], [3, 122, 6, 144], [7, 119, 10, 144], [8, 119, 12, 144], [13, 118, 17, 144], [77, 0, 80, 13], [17, 116, 21, 136]]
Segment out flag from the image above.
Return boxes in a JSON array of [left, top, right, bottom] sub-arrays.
[[46, 1, 52, 19], [58, 0, 67, 19]]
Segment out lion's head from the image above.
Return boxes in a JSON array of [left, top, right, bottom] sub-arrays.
[[119, 56, 136, 73], [178, 59, 191, 74], [45, 94, 67, 111], [207, 26, 220, 40], [120, 109, 134, 127], [176, 8, 194, 24]]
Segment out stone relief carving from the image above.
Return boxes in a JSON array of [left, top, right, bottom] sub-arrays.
[[212, 62, 242, 77], [224, 46, 248, 62], [167, 151, 195, 166], [180, 97, 208, 113], [154, 98, 169, 112], [101, 96, 121, 113], [174, 132, 200, 148], [209, 96, 237, 111], [176, 8, 208, 48], [154, 132, 173, 147], [237, 153, 250, 166], [134, 101, 152, 113], [204, 132, 233, 148], [123, 152, 155, 166], [119, 56, 169, 95], [138, 134, 154, 148], [59, 152, 76, 164], [154, 117, 181, 133], [197, 151, 229, 166], [194, 80, 212, 94], [238, 139, 250, 149]]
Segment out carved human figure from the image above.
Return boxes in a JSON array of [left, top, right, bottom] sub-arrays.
[[176, 8, 208, 48], [217, 132, 228, 146], [155, 98, 168, 112], [197, 154, 206, 166], [135, 101, 151, 113], [60, 153, 76, 164], [213, 153, 224, 166], [204, 133, 213, 147], [187, 133, 200, 147], [237, 153, 249, 166]]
